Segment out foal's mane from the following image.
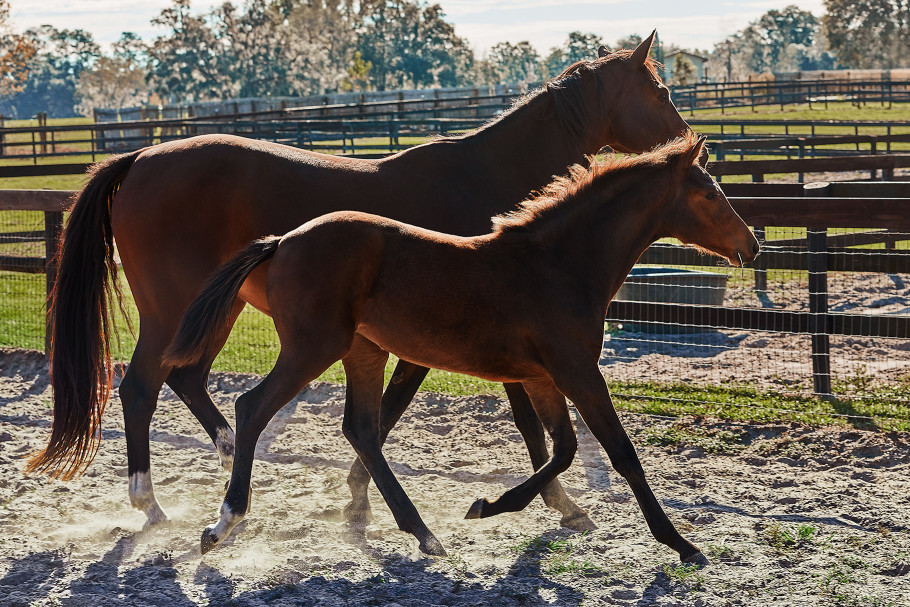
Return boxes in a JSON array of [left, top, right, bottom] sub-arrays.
[[491, 132, 699, 235]]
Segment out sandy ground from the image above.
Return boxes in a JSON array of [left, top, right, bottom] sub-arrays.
[[1, 348, 909, 606]]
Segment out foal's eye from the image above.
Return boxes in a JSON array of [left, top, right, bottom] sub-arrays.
[[705, 191, 716, 200]]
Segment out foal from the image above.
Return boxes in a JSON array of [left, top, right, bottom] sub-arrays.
[[165, 134, 759, 562]]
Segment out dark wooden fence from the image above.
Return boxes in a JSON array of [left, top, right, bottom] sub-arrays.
[[4, 179, 910, 397], [607, 180, 910, 396]]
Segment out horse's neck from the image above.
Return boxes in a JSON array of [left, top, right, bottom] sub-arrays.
[[459, 93, 594, 202]]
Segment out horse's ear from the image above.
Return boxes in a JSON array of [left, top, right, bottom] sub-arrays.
[[631, 30, 656, 65], [686, 135, 708, 167], [597, 45, 609, 58]]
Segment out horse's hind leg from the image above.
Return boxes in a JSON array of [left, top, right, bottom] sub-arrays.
[[341, 337, 446, 556], [165, 299, 246, 475], [120, 328, 174, 525], [503, 383, 595, 530], [465, 377, 577, 520], [344, 360, 431, 523]]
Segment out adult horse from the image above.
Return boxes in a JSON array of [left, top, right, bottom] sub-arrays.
[[30, 33, 690, 528], [164, 134, 759, 559]]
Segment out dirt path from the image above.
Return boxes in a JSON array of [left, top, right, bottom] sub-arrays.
[[1, 349, 908, 606]]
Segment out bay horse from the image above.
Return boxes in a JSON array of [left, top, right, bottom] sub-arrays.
[[29, 33, 691, 529], [164, 133, 760, 560]]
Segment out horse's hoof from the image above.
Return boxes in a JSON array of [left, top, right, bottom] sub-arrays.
[[560, 511, 597, 532], [419, 534, 447, 557], [682, 551, 710, 568], [200, 527, 220, 555], [464, 498, 489, 520], [343, 501, 373, 524]]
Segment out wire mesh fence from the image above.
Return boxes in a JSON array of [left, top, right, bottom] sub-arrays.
[[605, 230, 910, 404], [0, 210, 47, 351]]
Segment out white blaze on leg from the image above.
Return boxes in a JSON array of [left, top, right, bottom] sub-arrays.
[[215, 427, 236, 472], [129, 470, 169, 524]]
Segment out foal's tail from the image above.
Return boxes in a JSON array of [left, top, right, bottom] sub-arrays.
[[163, 237, 281, 368], [26, 149, 143, 481]]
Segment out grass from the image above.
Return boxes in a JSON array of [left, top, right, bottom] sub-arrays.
[[3, 106, 910, 429]]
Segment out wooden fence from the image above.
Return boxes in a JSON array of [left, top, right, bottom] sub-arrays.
[[3, 178, 910, 396]]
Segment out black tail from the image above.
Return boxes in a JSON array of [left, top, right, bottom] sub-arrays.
[[163, 237, 281, 368], [27, 149, 142, 480]]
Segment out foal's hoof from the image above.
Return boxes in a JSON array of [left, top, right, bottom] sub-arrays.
[[464, 498, 491, 520], [560, 511, 597, 532], [419, 534, 448, 557], [200, 527, 220, 555], [682, 551, 710, 568], [342, 501, 373, 525]]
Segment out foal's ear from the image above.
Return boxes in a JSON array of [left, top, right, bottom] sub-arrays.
[[597, 45, 609, 58], [631, 30, 656, 65]]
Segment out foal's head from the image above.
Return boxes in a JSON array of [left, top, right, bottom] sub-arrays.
[[549, 30, 689, 153], [660, 134, 760, 267]]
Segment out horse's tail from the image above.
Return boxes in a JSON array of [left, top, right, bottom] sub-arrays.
[[26, 149, 143, 481], [163, 237, 281, 369]]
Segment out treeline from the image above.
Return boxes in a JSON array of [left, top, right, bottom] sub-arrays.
[[0, 0, 613, 118], [709, 1, 910, 81], [0, 0, 908, 118]]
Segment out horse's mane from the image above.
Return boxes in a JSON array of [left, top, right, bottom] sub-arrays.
[[491, 132, 699, 235], [443, 49, 663, 147]]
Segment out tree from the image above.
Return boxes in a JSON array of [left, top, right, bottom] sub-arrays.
[[672, 54, 697, 86], [542, 31, 605, 78], [480, 41, 541, 85], [823, 0, 909, 68], [0, 0, 35, 101], [343, 50, 372, 91], [0, 25, 100, 117], [614, 34, 642, 50], [356, 0, 472, 90], [75, 34, 150, 114]]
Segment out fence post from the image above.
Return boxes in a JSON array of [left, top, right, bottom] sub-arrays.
[[805, 182, 831, 398], [44, 210, 63, 354], [753, 226, 767, 293]]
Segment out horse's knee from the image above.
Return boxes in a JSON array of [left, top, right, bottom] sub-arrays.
[[552, 432, 578, 471], [119, 371, 158, 420]]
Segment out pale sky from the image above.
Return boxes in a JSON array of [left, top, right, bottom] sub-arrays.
[[11, 0, 827, 54]]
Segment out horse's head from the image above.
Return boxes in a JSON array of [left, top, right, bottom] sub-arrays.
[[590, 31, 691, 154], [662, 135, 760, 267]]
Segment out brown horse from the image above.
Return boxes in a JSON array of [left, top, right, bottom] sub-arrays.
[[29, 33, 690, 529], [164, 134, 760, 560]]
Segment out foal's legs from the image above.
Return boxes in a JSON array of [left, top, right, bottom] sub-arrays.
[[503, 383, 595, 530], [555, 367, 706, 564], [341, 337, 446, 556], [343, 368, 591, 529], [344, 360, 430, 523], [201, 339, 347, 553], [465, 378, 578, 519]]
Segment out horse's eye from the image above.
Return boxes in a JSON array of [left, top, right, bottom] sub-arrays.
[[705, 191, 716, 200]]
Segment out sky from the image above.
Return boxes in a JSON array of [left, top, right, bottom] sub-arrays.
[[12, 0, 827, 54]]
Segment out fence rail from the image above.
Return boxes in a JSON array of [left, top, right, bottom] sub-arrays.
[[4, 180, 910, 397]]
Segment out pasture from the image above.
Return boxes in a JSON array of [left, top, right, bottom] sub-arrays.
[[1, 352, 908, 606], [1, 101, 909, 605]]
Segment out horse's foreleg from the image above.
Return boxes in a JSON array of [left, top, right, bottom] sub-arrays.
[[120, 332, 173, 526], [341, 338, 446, 557], [465, 378, 577, 520], [557, 368, 707, 565], [165, 299, 246, 475], [503, 382, 595, 530], [344, 360, 430, 523]]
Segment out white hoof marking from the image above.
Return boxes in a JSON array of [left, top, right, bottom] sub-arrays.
[[129, 471, 169, 524]]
